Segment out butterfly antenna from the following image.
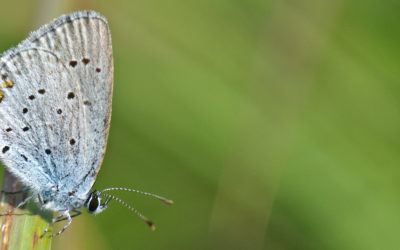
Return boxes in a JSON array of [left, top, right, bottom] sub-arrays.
[[101, 187, 174, 205], [100, 193, 156, 231]]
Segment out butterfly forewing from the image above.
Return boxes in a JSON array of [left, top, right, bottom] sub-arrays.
[[0, 11, 113, 198]]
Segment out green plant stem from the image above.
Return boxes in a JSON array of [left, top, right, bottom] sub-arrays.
[[0, 170, 53, 250]]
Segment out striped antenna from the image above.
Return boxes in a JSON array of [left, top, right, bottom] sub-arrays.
[[101, 187, 174, 205], [100, 193, 156, 231]]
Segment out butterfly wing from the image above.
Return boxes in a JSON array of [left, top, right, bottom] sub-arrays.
[[0, 11, 113, 198], [0, 48, 87, 194]]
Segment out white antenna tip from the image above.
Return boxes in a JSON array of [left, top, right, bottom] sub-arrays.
[[145, 219, 156, 231], [164, 199, 174, 205]]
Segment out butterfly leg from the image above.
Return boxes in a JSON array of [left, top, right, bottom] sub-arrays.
[[41, 212, 65, 238], [55, 209, 82, 222], [41, 210, 72, 238], [51, 210, 72, 237], [0, 195, 33, 215]]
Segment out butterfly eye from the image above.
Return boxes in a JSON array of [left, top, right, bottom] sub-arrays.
[[85, 191, 100, 213], [89, 196, 99, 213], [85, 191, 108, 214]]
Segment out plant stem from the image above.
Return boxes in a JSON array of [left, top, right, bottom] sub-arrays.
[[0, 170, 53, 250]]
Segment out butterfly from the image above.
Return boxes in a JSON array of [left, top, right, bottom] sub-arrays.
[[0, 10, 172, 237]]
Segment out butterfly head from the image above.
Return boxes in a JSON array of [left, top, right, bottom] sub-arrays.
[[83, 187, 173, 230]]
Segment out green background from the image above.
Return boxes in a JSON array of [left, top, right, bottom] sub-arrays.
[[0, 0, 399, 249]]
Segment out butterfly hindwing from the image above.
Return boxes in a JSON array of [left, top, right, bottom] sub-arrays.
[[0, 48, 86, 193]]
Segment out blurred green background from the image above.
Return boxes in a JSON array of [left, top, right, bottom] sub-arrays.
[[0, 0, 399, 249]]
